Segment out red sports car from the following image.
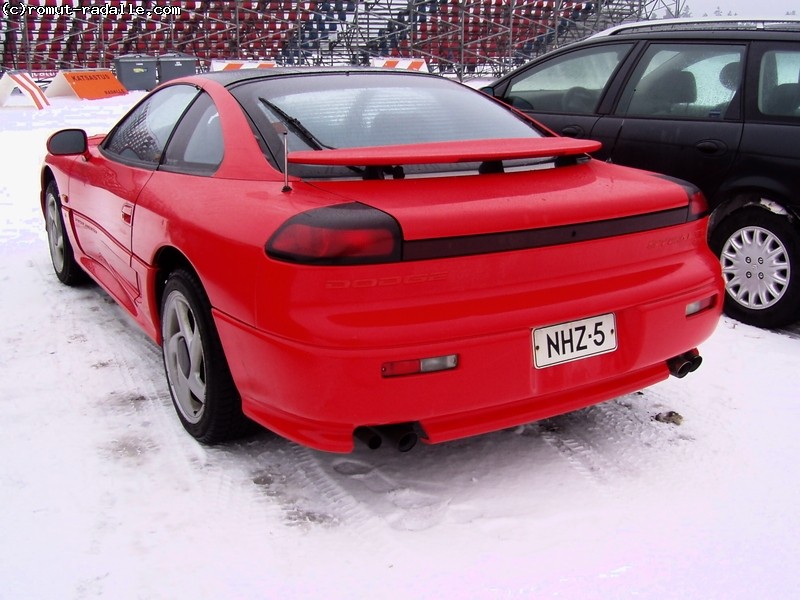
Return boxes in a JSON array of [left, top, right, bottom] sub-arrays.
[[41, 68, 722, 453]]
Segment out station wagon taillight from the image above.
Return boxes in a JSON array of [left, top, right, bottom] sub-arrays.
[[266, 202, 402, 265]]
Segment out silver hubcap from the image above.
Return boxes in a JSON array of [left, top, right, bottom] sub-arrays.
[[720, 226, 790, 310], [45, 191, 65, 272], [163, 292, 206, 424]]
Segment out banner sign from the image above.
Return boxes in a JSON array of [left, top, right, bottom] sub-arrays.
[[46, 70, 128, 100], [370, 58, 429, 72], [0, 72, 50, 109], [210, 60, 279, 71]]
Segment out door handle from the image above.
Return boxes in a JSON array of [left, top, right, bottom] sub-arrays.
[[561, 125, 584, 138], [695, 140, 726, 154], [121, 203, 133, 225]]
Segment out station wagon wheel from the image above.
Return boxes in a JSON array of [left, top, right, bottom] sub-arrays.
[[44, 180, 85, 285], [710, 206, 800, 328], [161, 269, 251, 443]]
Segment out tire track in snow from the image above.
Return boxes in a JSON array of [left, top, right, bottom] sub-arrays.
[[26, 246, 365, 542], [235, 437, 437, 573], [24, 250, 302, 570], [270, 382, 703, 539], [528, 389, 696, 497]]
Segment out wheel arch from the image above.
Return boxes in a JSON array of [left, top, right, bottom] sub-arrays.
[[40, 166, 57, 215], [709, 182, 800, 235], [152, 246, 200, 318]]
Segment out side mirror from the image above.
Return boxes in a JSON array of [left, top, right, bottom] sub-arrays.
[[47, 129, 88, 156], [479, 86, 495, 96]]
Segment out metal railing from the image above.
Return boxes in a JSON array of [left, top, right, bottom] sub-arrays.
[[1, 1, 664, 78]]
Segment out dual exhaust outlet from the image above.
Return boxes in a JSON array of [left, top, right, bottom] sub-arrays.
[[667, 349, 703, 378], [355, 423, 419, 453]]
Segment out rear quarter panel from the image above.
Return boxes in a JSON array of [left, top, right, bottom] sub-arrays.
[[131, 175, 350, 333]]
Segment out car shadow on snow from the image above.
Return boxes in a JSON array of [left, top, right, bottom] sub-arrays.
[[216, 391, 691, 532]]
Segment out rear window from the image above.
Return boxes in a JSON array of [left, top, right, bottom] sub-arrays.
[[230, 71, 544, 178], [758, 49, 800, 118], [617, 44, 745, 120]]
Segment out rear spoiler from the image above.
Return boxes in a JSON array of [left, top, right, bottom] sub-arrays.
[[287, 137, 602, 166]]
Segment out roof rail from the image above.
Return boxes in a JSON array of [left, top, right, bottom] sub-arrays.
[[591, 17, 800, 38]]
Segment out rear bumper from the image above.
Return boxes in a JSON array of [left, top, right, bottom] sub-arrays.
[[214, 217, 722, 453], [214, 277, 720, 452]]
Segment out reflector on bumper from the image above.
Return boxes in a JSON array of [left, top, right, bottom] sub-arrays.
[[382, 354, 459, 378], [685, 295, 717, 317]]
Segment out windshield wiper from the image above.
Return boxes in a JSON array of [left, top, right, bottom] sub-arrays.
[[258, 97, 335, 151], [259, 96, 368, 179]]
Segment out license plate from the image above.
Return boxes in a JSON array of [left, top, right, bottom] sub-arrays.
[[533, 313, 617, 369]]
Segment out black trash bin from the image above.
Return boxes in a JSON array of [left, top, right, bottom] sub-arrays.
[[113, 54, 157, 91], [157, 53, 198, 84]]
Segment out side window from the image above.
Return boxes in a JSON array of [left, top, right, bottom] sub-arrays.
[[504, 43, 633, 114], [161, 92, 224, 175], [103, 85, 199, 166], [618, 44, 745, 120], [758, 49, 800, 118]]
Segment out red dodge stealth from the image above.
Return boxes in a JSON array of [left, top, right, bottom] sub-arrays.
[[41, 68, 723, 452]]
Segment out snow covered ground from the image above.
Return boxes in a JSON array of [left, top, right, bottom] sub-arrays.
[[2, 92, 800, 600]]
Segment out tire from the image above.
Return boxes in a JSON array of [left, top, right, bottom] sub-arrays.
[[44, 180, 85, 285], [710, 206, 800, 328], [160, 269, 251, 443]]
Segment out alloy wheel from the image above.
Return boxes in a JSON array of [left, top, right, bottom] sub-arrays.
[[45, 190, 65, 273], [162, 291, 207, 424]]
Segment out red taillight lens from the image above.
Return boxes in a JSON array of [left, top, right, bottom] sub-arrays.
[[655, 175, 709, 222], [687, 190, 709, 222], [273, 222, 395, 258], [266, 202, 402, 265]]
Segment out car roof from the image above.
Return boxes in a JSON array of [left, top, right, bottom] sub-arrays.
[[191, 66, 434, 88], [592, 17, 800, 39]]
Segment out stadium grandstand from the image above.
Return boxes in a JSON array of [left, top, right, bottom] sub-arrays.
[[1, 1, 689, 79]]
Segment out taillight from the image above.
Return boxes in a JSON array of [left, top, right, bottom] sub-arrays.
[[266, 202, 402, 265], [687, 190, 709, 222], [655, 175, 708, 222]]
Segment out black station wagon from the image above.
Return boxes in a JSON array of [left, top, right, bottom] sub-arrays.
[[485, 18, 800, 328]]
